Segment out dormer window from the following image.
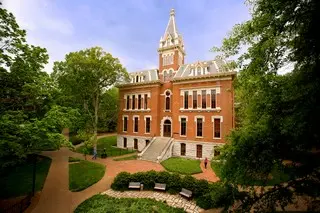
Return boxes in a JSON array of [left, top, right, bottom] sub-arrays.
[[197, 67, 201, 76]]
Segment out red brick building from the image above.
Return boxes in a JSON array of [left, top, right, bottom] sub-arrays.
[[116, 9, 236, 161]]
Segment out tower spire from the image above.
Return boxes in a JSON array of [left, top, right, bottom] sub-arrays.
[[163, 8, 178, 39]]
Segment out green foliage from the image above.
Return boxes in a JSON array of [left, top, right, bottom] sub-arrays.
[[161, 157, 202, 175], [212, 0, 320, 211], [69, 160, 105, 192], [74, 194, 185, 213], [0, 156, 51, 198], [68, 157, 82, 162], [196, 183, 236, 210], [52, 47, 128, 140], [110, 171, 238, 209], [76, 136, 135, 157]]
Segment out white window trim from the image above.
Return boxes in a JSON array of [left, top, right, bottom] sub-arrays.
[[144, 115, 152, 134], [122, 115, 128, 132], [132, 115, 140, 133], [179, 116, 188, 137], [195, 116, 205, 138], [212, 116, 223, 139]]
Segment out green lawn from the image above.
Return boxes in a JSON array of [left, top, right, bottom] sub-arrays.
[[75, 194, 184, 213], [113, 154, 137, 161], [161, 157, 202, 175], [69, 160, 105, 192], [76, 136, 136, 157], [0, 156, 52, 198], [69, 157, 82, 162], [211, 161, 292, 186]]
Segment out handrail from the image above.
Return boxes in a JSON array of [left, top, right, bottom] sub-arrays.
[[157, 138, 174, 163], [138, 135, 156, 157]]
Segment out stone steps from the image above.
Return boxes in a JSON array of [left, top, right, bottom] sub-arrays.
[[140, 137, 171, 162]]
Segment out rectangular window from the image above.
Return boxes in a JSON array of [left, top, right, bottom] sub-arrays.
[[214, 118, 221, 138], [134, 117, 138, 133], [181, 143, 186, 156], [180, 118, 186, 136], [123, 117, 128, 132], [145, 117, 151, 133], [144, 94, 148, 109], [193, 91, 197, 109], [132, 95, 135, 110], [197, 118, 203, 137], [184, 91, 189, 109], [126, 95, 130, 110], [138, 94, 141, 109], [202, 90, 206, 109], [211, 90, 216, 108], [123, 137, 127, 148], [134, 139, 138, 149]]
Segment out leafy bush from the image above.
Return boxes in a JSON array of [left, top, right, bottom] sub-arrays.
[[70, 135, 85, 145], [111, 170, 238, 210], [196, 183, 237, 210]]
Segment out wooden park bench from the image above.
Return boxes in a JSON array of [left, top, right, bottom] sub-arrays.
[[128, 182, 141, 190], [179, 188, 192, 199], [154, 183, 166, 191]]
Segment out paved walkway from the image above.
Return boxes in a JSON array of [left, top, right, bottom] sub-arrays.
[[29, 142, 219, 213], [193, 161, 219, 182], [102, 189, 204, 213]]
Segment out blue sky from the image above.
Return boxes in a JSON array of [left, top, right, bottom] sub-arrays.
[[3, 0, 250, 73]]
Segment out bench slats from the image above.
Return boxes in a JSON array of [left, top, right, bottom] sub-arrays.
[[180, 188, 192, 198], [128, 182, 141, 189], [154, 183, 166, 190]]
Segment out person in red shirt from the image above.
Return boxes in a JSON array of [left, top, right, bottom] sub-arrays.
[[204, 157, 208, 169]]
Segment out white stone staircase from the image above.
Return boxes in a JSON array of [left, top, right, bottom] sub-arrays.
[[139, 137, 171, 162]]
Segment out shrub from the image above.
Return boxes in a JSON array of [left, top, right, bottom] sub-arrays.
[[70, 136, 85, 145], [111, 170, 233, 206], [111, 172, 131, 191], [196, 182, 237, 210]]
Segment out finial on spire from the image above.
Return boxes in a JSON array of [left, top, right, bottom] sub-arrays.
[[170, 8, 175, 16]]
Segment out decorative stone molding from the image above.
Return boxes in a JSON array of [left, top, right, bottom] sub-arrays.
[[194, 115, 205, 123], [160, 116, 172, 137]]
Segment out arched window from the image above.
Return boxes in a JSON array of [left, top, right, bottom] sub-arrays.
[[163, 71, 167, 81], [165, 90, 171, 111]]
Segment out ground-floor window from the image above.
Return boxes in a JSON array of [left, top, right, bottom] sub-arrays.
[[146, 140, 150, 146], [134, 138, 138, 149], [180, 118, 186, 136], [214, 118, 221, 138], [181, 143, 186, 156], [214, 148, 220, 157], [196, 144, 202, 158], [123, 137, 127, 148]]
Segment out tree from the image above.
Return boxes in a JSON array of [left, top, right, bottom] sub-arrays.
[[213, 0, 320, 211], [0, 5, 80, 170], [52, 47, 128, 144], [98, 87, 119, 133]]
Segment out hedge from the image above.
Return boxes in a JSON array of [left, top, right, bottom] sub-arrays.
[[111, 170, 238, 210]]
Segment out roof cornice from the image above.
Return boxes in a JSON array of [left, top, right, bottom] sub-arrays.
[[116, 80, 163, 89], [172, 71, 237, 83]]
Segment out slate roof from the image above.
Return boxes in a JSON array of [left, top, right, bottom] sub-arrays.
[[173, 57, 234, 79]]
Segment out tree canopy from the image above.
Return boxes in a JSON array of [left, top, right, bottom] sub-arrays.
[[214, 0, 320, 211], [52, 47, 128, 142]]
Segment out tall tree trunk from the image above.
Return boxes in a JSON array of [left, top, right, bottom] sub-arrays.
[[93, 90, 99, 145]]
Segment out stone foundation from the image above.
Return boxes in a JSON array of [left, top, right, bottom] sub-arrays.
[[117, 135, 153, 152]]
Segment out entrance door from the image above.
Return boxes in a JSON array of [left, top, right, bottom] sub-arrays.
[[196, 145, 202, 158], [163, 119, 171, 137]]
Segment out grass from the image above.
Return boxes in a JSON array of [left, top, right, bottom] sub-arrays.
[[0, 156, 52, 198], [113, 154, 137, 161], [69, 160, 105, 192], [211, 161, 292, 186], [74, 194, 184, 213], [76, 136, 136, 157], [69, 157, 82, 162], [161, 157, 202, 175]]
